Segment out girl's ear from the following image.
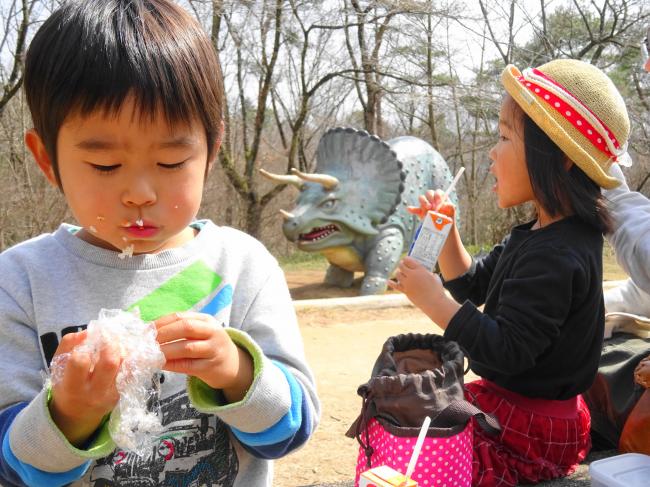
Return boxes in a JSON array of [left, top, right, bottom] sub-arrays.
[[25, 129, 58, 187], [564, 157, 574, 171]]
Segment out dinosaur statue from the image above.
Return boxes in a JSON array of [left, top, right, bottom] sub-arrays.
[[260, 127, 458, 295]]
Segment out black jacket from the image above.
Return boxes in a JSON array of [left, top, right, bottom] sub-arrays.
[[444, 216, 604, 400]]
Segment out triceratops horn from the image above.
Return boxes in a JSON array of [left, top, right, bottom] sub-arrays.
[[291, 168, 339, 190], [279, 209, 295, 220], [259, 168, 304, 188]]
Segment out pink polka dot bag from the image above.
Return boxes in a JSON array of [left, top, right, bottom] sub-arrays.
[[346, 334, 500, 487]]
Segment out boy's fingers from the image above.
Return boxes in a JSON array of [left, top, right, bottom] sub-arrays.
[[162, 358, 199, 375], [154, 311, 213, 329], [62, 350, 93, 386], [156, 318, 216, 344], [90, 344, 122, 391], [55, 330, 88, 356], [159, 339, 212, 360]]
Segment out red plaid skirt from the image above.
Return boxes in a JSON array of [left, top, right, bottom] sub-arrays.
[[466, 379, 591, 486]]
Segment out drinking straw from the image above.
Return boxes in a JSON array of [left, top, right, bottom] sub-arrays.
[[404, 415, 431, 483], [441, 166, 465, 206]]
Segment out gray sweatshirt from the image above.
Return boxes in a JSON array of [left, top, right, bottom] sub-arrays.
[[0, 220, 319, 487]]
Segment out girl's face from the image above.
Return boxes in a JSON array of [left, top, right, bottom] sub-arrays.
[[27, 96, 214, 255], [488, 96, 536, 209]]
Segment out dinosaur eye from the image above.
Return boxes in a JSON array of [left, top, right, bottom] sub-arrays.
[[320, 199, 337, 210]]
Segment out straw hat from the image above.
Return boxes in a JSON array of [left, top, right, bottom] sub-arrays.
[[501, 59, 629, 189]]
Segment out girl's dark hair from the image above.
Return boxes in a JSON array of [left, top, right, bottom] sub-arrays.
[[520, 109, 612, 234], [24, 0, 224, 185]]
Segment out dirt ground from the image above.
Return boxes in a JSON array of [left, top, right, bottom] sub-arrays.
[[274, 269, 476, 487]]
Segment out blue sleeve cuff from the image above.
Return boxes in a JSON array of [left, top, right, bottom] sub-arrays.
[[1, 403, 90, 487], [232, 362, 313, 458], [231, 361, 302, 445]]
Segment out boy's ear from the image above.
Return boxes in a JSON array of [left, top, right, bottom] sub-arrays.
[[25, 129, 58, 187], [207, 120, 225, 174]]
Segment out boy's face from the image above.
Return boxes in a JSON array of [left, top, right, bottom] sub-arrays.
[[27, 97, 214, 255]]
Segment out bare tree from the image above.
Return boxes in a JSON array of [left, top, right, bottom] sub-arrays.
[[0, 0, 37, 115], [343, 0, 401, 137]]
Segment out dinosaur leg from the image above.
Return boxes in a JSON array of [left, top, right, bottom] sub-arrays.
[[359, 275, 389, 295], [324, 264, 355, 288], [360, 229, 405, 296]]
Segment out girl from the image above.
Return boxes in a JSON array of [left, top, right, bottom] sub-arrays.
[[389, 59, 629, 485]]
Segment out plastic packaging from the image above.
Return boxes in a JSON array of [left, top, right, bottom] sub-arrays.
[[589, 453, 650, 486], [49, 308, 166, 457]]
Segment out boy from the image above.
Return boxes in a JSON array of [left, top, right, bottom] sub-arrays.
[[0, 1, 319, 486]]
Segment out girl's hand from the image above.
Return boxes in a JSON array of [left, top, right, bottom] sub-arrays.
[[49, 330, 122, 446], [388, 256, 461, 329], [407, 189, 456, 219], [155, 312, 253, 402], [388, 257, 445, 310]]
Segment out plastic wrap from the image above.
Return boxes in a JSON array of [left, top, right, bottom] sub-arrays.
[[49, 308, 166, 457]]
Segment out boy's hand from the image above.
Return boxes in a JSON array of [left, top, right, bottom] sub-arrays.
[[155, 312, 254, 403], [49, 330, 122, 447], [407, 189, 456, 219], [388, 256, 461, 329]]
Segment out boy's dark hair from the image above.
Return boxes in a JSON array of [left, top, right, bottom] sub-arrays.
[[521, 111, 612, 234], [24, 0, 224, 185]]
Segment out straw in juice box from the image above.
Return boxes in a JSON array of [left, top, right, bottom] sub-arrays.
[[407, 167, 464, 270]]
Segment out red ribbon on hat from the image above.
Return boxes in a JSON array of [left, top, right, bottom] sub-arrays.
[[517, 68, 622, 160]]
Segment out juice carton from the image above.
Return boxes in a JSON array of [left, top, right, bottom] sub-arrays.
[[359, 465, 418, 487], [407, 210, 453, 270]]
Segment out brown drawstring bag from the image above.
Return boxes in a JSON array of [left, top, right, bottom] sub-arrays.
[[346, 333, 500, 485]]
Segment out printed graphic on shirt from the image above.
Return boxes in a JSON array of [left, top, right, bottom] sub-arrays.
[[87, 390, 239, 486], [38, 260, 233, 366]]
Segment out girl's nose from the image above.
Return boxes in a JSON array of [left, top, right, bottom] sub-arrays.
[[488, 144, 497, 162]]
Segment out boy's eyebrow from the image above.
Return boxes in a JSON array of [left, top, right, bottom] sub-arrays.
[[75, 139, 118, 151], [75, 136, 199, 151], [157, 136, 200, 149]]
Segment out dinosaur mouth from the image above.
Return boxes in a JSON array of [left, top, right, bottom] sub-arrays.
[[299, 224, 339, 242]]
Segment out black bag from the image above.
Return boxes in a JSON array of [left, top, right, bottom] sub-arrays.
[[346, 333, 500, 477], [583, 332, 650, 450]]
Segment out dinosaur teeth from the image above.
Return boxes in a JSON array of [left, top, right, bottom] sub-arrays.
[[299, 224, 339, 242]]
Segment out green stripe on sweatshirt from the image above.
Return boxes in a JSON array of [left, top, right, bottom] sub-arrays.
[[128, 261, 222, 321]]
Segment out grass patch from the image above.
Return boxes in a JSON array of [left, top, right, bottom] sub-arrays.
[[603, 241, 626, 281], [278, 252, 328, 271], [279, 241, 628, 281]]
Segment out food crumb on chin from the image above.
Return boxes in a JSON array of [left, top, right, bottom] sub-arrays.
[[118, 244, 135, 259]]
